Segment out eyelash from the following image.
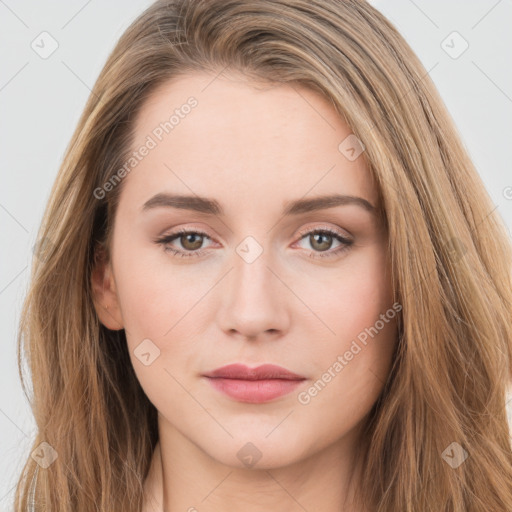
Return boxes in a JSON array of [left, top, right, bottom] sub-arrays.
[[154, 226, 353, 260]]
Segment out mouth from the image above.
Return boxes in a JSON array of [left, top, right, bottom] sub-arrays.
[[202, 363, 306, 403], [204, 376, 305, 403]]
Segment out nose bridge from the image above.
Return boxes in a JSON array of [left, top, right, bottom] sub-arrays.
[[231, 234, 278, 302], [216, 233, 289, 337], [233, 236, 273, 296]]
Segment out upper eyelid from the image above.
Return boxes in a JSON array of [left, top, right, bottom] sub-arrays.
[[163, 224, 350, 239], [296, 224, 351, 239]]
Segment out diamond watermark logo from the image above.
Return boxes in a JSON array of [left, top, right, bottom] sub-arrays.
[[236, 236, 263, 264], [441, 31, 469, 59], [338, 134, 365, 161], [31, 31, 59, 59], [236, 442, 262, 468], [441, 442, 468, 468], [31, 441, 58, 468], [134, 338, 161, 366]]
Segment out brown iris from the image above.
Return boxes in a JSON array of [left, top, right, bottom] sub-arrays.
[[180, 232, 204, 251], [309, 232, 333, 252]]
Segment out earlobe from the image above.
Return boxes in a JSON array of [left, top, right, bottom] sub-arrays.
[[91, 245, 124, 331]]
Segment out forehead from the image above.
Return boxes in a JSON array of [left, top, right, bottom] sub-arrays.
[[122, 71, 378, 215]]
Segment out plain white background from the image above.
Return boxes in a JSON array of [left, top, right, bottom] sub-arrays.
[[1, 0, 511, 509]]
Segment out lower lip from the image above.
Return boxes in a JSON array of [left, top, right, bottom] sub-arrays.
[[205, 377, 305, 403]]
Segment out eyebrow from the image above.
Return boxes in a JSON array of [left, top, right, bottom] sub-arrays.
[[141, 193, 377, 216]]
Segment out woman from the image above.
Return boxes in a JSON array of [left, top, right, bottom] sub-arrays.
[[14, 0, 512, 510]]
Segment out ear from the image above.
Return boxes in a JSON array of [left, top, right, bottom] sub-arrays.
[[91, 244, 124, 330]]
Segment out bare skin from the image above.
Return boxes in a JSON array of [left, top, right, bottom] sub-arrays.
[[92, 70, 398, 512]]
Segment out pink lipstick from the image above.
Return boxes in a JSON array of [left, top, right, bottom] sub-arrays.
[[203, 363, 306, 403]]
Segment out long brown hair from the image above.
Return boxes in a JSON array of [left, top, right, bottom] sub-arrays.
[[14, 0, 512, 510]]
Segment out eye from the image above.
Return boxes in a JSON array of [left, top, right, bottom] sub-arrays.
[[154, 228, 213, 258], [154, 226, 354, 260], [294, 227, 353, 259]]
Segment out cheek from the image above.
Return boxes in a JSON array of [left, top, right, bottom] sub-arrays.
[[298, 245, 392, 343], [113, 246, 208, 340], [297, 244, 397, 399], [112, 250, 202, 411], [294, 252, 397, 440]]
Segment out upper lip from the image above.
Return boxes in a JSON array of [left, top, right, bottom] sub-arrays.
[[203, 363, 306, 381]]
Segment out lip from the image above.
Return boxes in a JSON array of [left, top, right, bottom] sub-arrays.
[[204, 363, 306, 380], [202, 364, 306, 403]]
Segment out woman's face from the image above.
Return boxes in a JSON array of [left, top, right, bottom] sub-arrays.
[[94, 71, 398, 469]]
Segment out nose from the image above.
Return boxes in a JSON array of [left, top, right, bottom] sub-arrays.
[[216, 243, 290, 340]]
